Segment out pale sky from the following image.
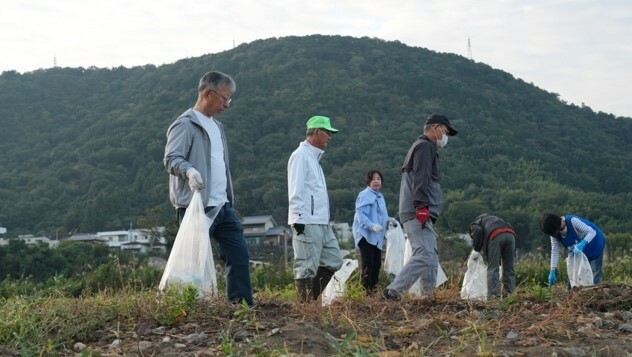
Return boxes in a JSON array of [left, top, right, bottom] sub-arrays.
[[1, 0, 631, 118]]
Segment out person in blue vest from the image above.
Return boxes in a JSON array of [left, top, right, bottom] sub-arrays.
[[539, 213, 606, 286]]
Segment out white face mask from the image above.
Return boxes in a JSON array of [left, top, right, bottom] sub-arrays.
[[437, 133, 448, 148]]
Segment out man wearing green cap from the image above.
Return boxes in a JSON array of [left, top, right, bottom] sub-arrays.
[[287, 115, 343, 302]]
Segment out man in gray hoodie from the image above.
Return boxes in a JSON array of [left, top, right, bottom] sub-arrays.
[[164, 71, 252, 306], [383, 114, 457, 301]]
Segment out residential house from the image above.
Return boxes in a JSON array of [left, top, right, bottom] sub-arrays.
[[242, 215, 292, 266], [0, 234, 60, 249], [97, 228, 167, 253], [242, 215, 292, 246], [262, 226, 291, 246], [0, 228, 167, 254], [68, 233, 108, 245]]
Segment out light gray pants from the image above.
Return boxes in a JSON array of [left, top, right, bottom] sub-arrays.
[[292, 224, 343, 279], [485, 232, 516, 297], [387, 219, 438, 294]]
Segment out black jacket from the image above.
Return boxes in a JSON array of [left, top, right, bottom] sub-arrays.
[[469, 214, 515, 254]]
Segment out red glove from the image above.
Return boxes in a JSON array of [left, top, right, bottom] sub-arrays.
[[416, 207, 430, 224]]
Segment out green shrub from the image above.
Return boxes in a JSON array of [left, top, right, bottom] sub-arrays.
[[250, 263, 294, 291]]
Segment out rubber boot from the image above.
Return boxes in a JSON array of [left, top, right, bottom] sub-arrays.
[[295, 278, 311, 303], [311, 267, 335, 300]]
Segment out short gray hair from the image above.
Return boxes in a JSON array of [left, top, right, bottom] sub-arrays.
[[198, 71, 236, 93], [424, 123, 444, 132], [306, 128, 316, 137]]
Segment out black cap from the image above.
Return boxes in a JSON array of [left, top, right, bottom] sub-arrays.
[[425, 114, 458, 136]]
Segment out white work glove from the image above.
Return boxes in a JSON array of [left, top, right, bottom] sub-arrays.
[[389, 217, 399, 227], [369, 224, 384, 233], [186, 168, 204, 191]]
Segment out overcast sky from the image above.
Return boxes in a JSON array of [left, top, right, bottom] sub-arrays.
[[1, 0, 630, 117]]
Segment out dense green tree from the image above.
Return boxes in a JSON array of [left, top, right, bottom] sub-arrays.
[[0, 35, 630, 249]]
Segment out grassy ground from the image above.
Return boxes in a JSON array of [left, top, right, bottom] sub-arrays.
[[1, 255, 631, 356]]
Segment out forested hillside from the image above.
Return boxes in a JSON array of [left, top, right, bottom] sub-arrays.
[[1, 35, 630, 251]]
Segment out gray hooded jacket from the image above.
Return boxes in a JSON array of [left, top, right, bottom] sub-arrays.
[[398, 135, 441, 223], [163, 108, 234, 208]]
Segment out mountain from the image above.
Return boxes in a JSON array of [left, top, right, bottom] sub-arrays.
[[1, 35, 630, 251]]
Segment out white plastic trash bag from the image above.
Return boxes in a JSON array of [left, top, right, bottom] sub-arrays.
[[567, 252, 594, 288], [322, 259, 359, 306], [404, 239, 448, 296], [384, 223, 406, 282], [436, 264, 448, 287], [159, 191, 218, 299], [460, 251, 487, 301]]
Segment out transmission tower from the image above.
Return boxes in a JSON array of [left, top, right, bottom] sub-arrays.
[[467, 37, 473, 61]]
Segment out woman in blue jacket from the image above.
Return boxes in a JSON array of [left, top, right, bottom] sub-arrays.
[[540, 213, 606, 286], [352, 170, 396, 295]]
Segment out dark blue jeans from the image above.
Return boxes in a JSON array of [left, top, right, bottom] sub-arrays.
[[177, 202, 252, 305], [589, 248, 604, 284]]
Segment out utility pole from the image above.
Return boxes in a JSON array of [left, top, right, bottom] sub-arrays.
[[284, 229, 288, 270]]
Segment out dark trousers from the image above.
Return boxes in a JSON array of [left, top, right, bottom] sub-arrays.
[[177, 202, 253, 305], [358, 238, 382, 294], [485, 232, 516, 298]]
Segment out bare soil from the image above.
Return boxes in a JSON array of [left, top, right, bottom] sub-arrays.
[[72, 282, 632, 356]]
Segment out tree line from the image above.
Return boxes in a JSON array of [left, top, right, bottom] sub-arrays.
[[0, 35, 630, 254]]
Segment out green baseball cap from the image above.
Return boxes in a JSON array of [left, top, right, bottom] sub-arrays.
[[306, 115, 338, 133]]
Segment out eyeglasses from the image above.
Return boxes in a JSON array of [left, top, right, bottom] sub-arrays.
[[209, 89, 232, 105]]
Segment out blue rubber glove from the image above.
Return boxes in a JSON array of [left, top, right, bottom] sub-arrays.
[[548, 269, 557, 286], [572, 240, 587, 255]]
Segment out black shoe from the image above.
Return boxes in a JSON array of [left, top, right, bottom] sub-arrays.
[[231, 298, 255, 307], [382, 289, 401, 301]]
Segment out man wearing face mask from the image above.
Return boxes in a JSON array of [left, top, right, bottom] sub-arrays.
[[383, 114, 458, 301]]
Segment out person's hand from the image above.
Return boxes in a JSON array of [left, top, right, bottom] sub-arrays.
[[293, 223, 305, 235], [548, 269, 557, 286], [572, 240, 587, 255], [416, 207, 430, 225], [370, 224, 383, 233], [186, 168, 204, 191], [471, 251, 480, 261], [389, 217, 398, 227]]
